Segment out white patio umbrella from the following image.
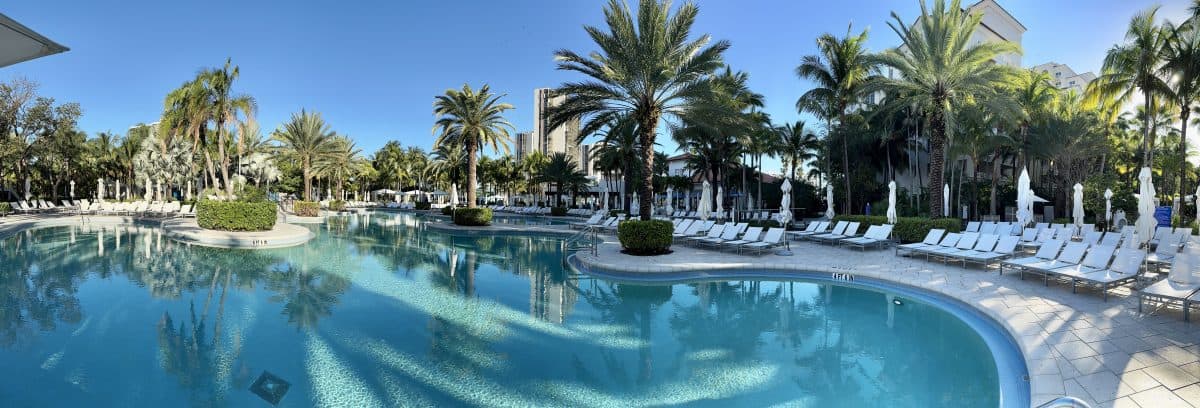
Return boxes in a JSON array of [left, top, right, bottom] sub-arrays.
[[24, 177, 30, 201], [1016, 168, 1032, 228], [97, 179, 105, 201], [449, 183, 458, 207], [115, 180, 121, 201], [1104, 188, 1113, 226], [824, 184, 835, 219], [600, 184, 609, 211], [886, 180, 897, 224], [716, 186, 724, 219], [778, 178, 794, 226], [1135, 167, 1157, 247], [1195, 184, 1200, 220], [698, 180, 712, 221], [69, 180, 75, 198], [1072, 183, 1084, 227], [666, 186, 674, 216], [684, 188, 691, 213], [186, 182, 192, 200], [630, 192, 640, 215], [144, 178, 152, 201], [156, 179, 163, 202], [943, 184, 950, 218]]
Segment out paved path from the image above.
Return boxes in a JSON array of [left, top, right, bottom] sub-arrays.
[[573, 237, 1200, 408]]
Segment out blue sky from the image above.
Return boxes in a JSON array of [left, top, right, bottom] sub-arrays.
[[3, 0, 1196, 173]]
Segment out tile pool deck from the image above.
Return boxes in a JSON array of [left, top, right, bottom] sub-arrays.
[[2, 213, 1198, 407], [573, 237, 1200, 408]]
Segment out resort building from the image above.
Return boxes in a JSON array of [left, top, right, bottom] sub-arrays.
[[532, 88, 584, 172], [1032, 61, 1096, 94], [514, 131, 535, 160]]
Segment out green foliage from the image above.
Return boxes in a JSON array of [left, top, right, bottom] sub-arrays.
[[415, 201, 431, 210], [832, 214, 962, 243], [551, 207, 568, 216], [441, 206, 454, 216], [747, 219, 781, 229], [617, 220, 674, 255], [329, 200, 346, 212], [196, 200, 276, 231], [0, 202, 10, 215], [237, 185, 267, 203], [453, 208, 493, 226], [293, 201, 319, 217]]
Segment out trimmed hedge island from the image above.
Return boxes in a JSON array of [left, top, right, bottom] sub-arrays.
[[831, 215, 961, 243], [453, 208, 493, 226], [293, 201, 320, 217], [329, 200, 346, 212], [197, 200, 277, 231], [617, 219, 673, 255]]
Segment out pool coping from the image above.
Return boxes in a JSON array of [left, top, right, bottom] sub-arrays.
[[160, 218, 314, 249], [569, 253, 1033, 408]]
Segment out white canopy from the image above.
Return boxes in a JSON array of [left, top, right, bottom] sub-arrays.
[[778, 179, 793, 226], [886, 180, 897, 224], [1072, 183, 1084, 227], [824, 184, 835, 219], [698, 180, 712, 221], [0, 13, 67, 68], [1135, 167, 1157, 246]]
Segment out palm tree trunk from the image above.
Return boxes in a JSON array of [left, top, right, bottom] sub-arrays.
[[218, 123, 234, 198], [637, 113, 658, 221], [929, 107, 946, 218], [303, 158, 312, 201], [1180, 107, 1191, 200], [1142, 89, 1153, 167], [990, 150, 1001, 217], [467, 141, 478, 208], [842, 125, 852, 214]]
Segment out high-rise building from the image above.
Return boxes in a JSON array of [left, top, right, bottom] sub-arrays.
[[1032, 62, 1096, 94], [514, 132, 535, 160], [533, 88, 583, 171]]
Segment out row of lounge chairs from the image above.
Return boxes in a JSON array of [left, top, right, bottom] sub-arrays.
[[666, 210, 730, 219], [788, 221, 895, 249], [8, 199, 197, 218], [674, 220, 787, 254]]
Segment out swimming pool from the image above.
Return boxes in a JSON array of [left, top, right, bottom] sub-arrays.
[[0, 213, 1023, 407]]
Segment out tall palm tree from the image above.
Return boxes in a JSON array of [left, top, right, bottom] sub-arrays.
[[272, 110, 336, 201], [795, 25, 874, 214], [1087, 5, 1172, 167], [535, 152, 589, 207], [776, 121, 820, 181], [432, 84, 514, 209], [162, 78, 217, 189], [203, 59, 257, 198], [866, 0, 1020, 218], [547, 0, 729, 221], [315, 135, 363, 201], [1010, 69, 1059, 171], [1162, 20, 1200, 199]]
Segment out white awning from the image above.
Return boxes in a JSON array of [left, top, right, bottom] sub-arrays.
[[0, 13, 68, 68]]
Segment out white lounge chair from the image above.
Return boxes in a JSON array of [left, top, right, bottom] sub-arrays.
[[920, 232, 979, 261], [788, 221, 828, 241], [812, 222, 860, 244], [740, 228, 787, 254], [957, 235, 1021, 268], [1139, 277, 1200, 321], [1018, 242, 1089, 283], [1000, 239, 1065, 275], [895, 229, 946, 256], [1058, 247, 1144, 301], [841, 224, 894, 250]]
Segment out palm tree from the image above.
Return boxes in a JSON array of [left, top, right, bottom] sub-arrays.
[[536, 153, 589, 207], [432, 84, 514, 208], [162, 78, 218, 189], [1162, 20, 1200, 198], [795, 25, 874, 214], [315, 136, 363, 201], [1010, 69, 1059, 171], [777, 121, 820, 181], [1087, 5, 1172, 167], [547, 0, 729, 221], [203, 59, 257, 199], [272, 110, 336, 201], [866, 0, 1020, 218], [373, 141, 407, 191]]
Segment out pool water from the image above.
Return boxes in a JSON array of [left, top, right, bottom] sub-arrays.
[[0, 213, 1007, 407]]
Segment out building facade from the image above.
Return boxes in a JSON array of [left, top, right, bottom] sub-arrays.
[[1032, 62, 1096, 94], [532, 88, 584, 171]]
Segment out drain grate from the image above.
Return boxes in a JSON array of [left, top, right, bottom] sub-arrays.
[[249, 370, 291, 406]]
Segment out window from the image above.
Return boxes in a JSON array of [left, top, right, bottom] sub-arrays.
[[1055, 72, 1061, 77]]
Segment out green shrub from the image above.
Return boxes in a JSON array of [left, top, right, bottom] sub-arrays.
[[441, 206, 454, 216], [0, 202, 10, 215], [293, 201, 320, 217], [196, 200, 277, 231], [832, 215, 962, 243], [453, 208, 493, 226], [415, 201, 431, 210], [236, 185, 267, 202], [551, 207, 568, 216], [329, 200, 346, 212], [617, 219, 673, 255], [1051, 217, 1072, 225], [747, 219, 781, 229]]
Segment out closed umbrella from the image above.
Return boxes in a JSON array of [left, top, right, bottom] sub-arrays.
[[698, 180, 712, 221], [778, 179, 793, 226], [630, 192, 640, 215], [157, 179, 163, 202], [943, 184, 950, 218], [1072, 183, 1084, 227], [1104, 188, 1113, 226], [600, 184, 609, 212], [449, 183, 458, 207], [825, 184, 835, 219], [1135, 167, 1157, 247], [685, 188, 691, 213], [97, 179, 105, 201], [145, 178, 152, 201], [1195, 184, 1200, 220], [1016, 168, 1031, 228], [716, 186, 724, 219], [24, 177, 30, 201], [886, 181, 897, 224], [115, 180, 121, 201], [69, 180, 75, 198], [666, 186, 674, 216]]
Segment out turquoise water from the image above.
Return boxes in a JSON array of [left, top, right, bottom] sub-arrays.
[[0, 213, 1005, 407]]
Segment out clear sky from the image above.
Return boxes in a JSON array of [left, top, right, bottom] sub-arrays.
[[3, 0, 1196, 173]]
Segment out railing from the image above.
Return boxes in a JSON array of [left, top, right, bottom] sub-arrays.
[[1037, 396, 1091, 408], [561, 225, 599, 266]]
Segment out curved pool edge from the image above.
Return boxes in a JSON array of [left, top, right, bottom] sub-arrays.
[[0, 215, 160, 241], [567, 254, 1033, 408]]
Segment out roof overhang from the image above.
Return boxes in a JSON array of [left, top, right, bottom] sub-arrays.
[[0, 12, 67, 68]]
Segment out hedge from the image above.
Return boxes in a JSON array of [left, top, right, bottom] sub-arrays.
[[0, 202, 10, 216], [329, 200, 346, 212], [831, 215, 962, 243], [197, 200, 277, 231], [441, 206, 454, 216], [293, 201, 320, 217], [551, 207, 568, 216], [453, 208, 493, 226], [617, 219, 673, 255], [415, 201, 431, 210]]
